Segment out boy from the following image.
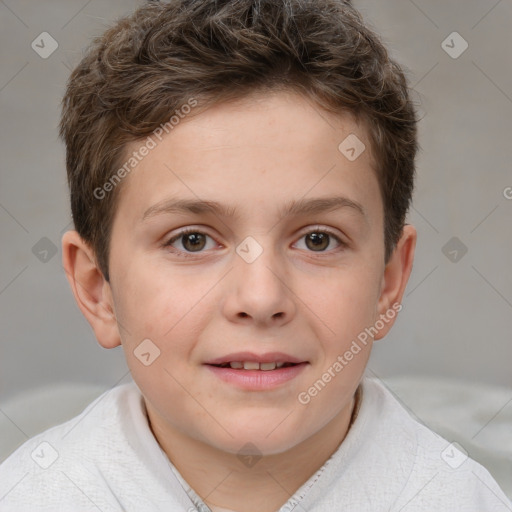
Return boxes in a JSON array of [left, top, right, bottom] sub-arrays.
[[1, 0, 510, 510]]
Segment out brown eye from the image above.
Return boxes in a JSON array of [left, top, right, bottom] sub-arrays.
[[305, 232, 330, 251], [294, 229, 345, 253], [164, 229, 216, 256], [181, 232, 206, 252]]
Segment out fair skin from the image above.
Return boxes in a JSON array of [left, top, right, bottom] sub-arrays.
[[62, 90, 416, 512]]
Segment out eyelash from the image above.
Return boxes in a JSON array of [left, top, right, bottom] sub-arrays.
[[162, 227, 347, 258]]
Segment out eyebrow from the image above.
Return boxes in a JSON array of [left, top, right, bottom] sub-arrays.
[[141, 196, 367, 223]]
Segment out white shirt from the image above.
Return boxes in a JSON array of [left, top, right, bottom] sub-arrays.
[[0, 376, 510, 512]]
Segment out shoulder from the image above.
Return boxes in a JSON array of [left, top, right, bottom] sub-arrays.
[[360, 377, 512, 511], [0, 382, 142, 511]]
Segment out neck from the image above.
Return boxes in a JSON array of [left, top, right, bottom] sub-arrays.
[[147, 389, 360, 512]]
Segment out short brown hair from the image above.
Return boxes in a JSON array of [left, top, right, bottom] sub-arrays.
[[60, 0, 418, 281]]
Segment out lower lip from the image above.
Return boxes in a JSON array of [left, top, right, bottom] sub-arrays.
[[204, 363, 308, 391]]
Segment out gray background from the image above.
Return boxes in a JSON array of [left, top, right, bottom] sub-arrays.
[[1, 0, 511, 441]]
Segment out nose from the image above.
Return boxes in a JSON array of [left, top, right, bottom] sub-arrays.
[[221, 243, 296, 328]]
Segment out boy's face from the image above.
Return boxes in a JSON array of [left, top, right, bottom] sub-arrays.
[[65, 91, 414, 456]]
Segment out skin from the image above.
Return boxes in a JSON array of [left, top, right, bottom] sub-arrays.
[[62, 90, 416, 512]]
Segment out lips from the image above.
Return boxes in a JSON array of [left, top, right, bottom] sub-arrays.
[[212, 361, 298, 371], [205, 359, 309, 390], [204, 351, 306, 369]]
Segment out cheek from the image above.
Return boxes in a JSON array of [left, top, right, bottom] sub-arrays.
[[114, 262, 214, 348], [307, 265, 381, 336]]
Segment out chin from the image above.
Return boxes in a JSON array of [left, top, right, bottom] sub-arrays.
[[205, 423, 305, 458]]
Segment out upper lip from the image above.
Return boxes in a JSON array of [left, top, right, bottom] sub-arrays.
[[204, 352, 307, 365]]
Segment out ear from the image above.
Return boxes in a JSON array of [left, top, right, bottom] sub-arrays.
[[61, 230, 121, 349], [374, 224, 416, 340]]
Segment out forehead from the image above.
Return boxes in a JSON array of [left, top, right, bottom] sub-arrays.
[[114, 90, 381, 227]]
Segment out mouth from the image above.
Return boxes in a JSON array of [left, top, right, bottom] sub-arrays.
[[207, 361, 300, 371], [203, 352, 309, 390], [204, 351, 307, 369]]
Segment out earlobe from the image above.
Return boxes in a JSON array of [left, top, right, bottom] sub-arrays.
[[61, 230, 121, 349], [374, 224, 416, 340]]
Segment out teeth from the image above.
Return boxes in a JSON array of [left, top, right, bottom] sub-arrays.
[[225, 361, 289, 370], [243, 361, 260, 370]]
